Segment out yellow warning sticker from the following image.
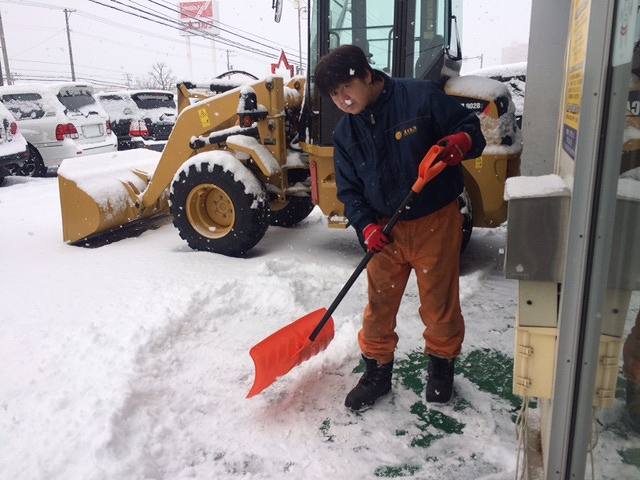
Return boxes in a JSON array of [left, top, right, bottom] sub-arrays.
[[198, 108, 211, 128]]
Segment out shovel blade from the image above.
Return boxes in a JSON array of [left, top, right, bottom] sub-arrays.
[[247, 308, 335, 398]]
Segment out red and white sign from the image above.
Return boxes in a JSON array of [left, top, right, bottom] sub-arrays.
[[271, 50, 295, 78], [179, 1, 215, 32], [180, 1, 213, 20]]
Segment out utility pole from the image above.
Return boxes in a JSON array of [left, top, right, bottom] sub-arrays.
[[226, 49, 231, 70], [0, 11, 12, 85], [294, 0, 304, 75], [63, 9, 76, 81]]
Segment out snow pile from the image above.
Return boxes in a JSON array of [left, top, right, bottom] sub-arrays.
[[466, 62, 527, 80], [286, 150, 307, 168], [226, 134, 280, 176], [446, 75, 510, 102], [504, 174, 570, 200]]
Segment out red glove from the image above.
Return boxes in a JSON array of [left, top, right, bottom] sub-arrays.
[[436, 132, 472, 166], [363, 224, 390, 253]]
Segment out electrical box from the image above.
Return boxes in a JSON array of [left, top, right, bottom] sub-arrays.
[[513, 325, 558, 399], [518, 281, 559, 328], [593, 334, 623, 408], [504, 178, 571, 283], [513, 325, 623, 406]]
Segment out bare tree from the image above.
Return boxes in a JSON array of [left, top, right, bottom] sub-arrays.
[[142, 62, 177, 90]]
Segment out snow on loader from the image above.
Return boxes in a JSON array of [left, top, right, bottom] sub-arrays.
[[58, 76, 312, 256], [57, 73, 520, 256]]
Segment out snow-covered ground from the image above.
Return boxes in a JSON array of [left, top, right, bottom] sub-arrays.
[[0, 169, 637, 479]]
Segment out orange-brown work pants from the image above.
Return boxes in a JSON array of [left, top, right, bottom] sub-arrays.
[[358, 200, 464, 364], [623, 311, 640, 385]]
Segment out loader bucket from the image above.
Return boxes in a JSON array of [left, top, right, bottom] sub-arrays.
[[247, 308, 335, 398], [57, 150, 169, 244]]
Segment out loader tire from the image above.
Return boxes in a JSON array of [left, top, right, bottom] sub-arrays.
[[268, 196, 314, 227], [170, 163, 268, 256]]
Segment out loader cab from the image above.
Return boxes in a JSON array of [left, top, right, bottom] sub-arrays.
[[308, 0, 461, 146]]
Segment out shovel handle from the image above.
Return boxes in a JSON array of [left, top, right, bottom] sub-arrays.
[[309, 145, 448, 341], [412, 145, 447, 194]]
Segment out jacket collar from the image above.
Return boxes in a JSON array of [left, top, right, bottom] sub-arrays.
[[359, 70, 393, 118]]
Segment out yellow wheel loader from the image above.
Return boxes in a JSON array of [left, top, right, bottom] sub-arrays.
[[57, 0, 521, 256]]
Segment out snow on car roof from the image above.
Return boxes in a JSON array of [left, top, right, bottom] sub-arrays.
[[0, 82, 95, 96]]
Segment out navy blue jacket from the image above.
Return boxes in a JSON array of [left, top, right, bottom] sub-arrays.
[[333, 73, 486, 233]]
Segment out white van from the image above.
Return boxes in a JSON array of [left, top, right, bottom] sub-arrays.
[[0, 83, 117, 176]]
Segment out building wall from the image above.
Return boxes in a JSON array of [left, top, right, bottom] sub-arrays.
[[520, 0, 571, 175]]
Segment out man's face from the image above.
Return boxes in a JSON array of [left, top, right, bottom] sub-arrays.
[[329, 71, 373, 114]]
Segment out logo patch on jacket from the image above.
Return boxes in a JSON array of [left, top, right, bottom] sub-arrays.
[[394, 125, 417, 140]]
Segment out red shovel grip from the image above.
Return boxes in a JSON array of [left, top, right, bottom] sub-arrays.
[[412, 145, 447, 194]]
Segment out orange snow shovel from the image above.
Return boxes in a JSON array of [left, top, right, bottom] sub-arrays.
[[247, 144, 447, 398]]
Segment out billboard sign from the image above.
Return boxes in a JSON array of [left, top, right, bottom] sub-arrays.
[[179, 1, 217, 34]]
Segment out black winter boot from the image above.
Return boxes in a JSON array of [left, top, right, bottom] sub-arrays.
[[627, 381, 640, 434], [345, 355, 393, 411], [425, 355, 455, 403]]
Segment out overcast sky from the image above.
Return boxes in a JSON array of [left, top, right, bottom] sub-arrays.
[[0, 0, 532, 88]]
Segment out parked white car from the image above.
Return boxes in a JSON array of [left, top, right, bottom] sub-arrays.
[[0, 101, 28, 184], [0, 82, 117, 176]]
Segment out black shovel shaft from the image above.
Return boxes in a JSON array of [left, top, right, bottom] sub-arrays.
[[308, 189, 417, 341]]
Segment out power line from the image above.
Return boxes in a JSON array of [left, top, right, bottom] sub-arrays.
[[11, 28, 65, 56], [8, 72, 129, 88], [143, 0, 306, 62], [10, 58, 129, 75], [152, 0, 303, 53], [86, 0, 284, 61], [110, 0, 304, 63]]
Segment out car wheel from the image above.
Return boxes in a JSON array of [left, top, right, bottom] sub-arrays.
[[21, 145, 47, 177], [268, 196, 314, 227], [170, 161, 269, 256]]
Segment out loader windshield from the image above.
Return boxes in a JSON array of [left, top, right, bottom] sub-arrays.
[[312, 0, 453, 78], [309, 0, 457, 145]]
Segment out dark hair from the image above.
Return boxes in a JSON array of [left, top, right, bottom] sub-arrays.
[[314, 45, 374, 96]]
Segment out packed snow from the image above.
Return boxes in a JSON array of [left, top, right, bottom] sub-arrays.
[[0, 157, 637, 479], [226, 135, 281, 176], [504, 174, 570, 200]]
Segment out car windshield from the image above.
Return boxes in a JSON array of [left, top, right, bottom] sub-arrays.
[[1, 93, 46, 120], [130, 93, 176, 110], [57, 87, 97, 113]]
